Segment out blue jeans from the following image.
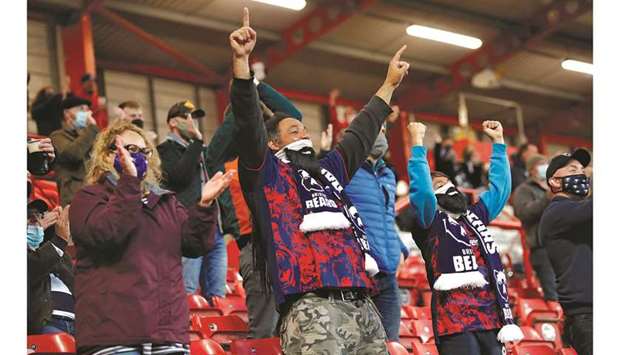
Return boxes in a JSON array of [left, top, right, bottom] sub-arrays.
[[371, 272, 401, 341], [40, 316, 75, 335], [182, 228, 227, 298]]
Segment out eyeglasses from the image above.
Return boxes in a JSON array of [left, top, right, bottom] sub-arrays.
[[109, 143, 153, 157]]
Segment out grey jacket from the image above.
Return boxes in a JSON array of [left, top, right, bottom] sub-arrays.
[[512, 178, 550, 248]]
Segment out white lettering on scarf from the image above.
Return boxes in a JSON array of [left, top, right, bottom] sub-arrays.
[[466, 211, 497, 255]]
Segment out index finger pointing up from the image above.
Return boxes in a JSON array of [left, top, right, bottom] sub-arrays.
[[392, 44, 407, 62], [243, 7, 250, 27]]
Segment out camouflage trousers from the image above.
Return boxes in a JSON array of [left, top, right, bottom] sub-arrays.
[[280, 292, 389, 355]]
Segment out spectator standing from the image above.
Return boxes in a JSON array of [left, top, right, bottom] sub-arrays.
[[345, 124, 409, 342], [31, 85, 70, 136], [456, 145, 484, 189], [69, 121, 231, 354], [513, 154, 557, 301], [539, 149, 592, 355], [407, 121, 523, 355], [117, 100, 145, 128], [157, 101, 233, 303], [50, 96, 99, 206], [510, 143, 539, 191], [228, 8, 409, 352]]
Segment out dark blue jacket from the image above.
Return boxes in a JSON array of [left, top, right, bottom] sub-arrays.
[[346, 159, 407, 274]]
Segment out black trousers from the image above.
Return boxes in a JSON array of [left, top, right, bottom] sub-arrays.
[[565, 312, 593, 355], [438, 329, 505, 355]]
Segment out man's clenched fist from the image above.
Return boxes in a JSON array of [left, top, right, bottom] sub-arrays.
[[408, 122, 426, 146], [482, 120, 504, 144]]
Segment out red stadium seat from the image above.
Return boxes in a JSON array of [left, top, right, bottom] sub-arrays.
[[192, 315, 249, 346], [189, 339, 226, 355], [507, 343, 555, 355], [516, 299, 563, 349], [557, 348, 578, 355], [409, 319, 435, 344], [402, 305, 431, 320], [518, 326, 555, 348], [27, 333, 76, 354], [411, 339, 439, 355], [212, 295, 249, 323], [230, 337, 282, 355], [187, 294, 224, 318], [386, 341, 409, 355], [398, 320, 417, 350]]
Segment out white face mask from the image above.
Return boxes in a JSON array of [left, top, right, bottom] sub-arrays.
[[274, 139, 314, 163]]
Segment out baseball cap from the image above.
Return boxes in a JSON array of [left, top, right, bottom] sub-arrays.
[[545, 148, 591, 181], [166, 100, 205, 122]]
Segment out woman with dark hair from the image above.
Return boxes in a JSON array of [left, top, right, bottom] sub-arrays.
[[69, 121, 233, 355]]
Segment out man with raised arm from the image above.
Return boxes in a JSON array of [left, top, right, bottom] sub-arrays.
[[228, 7, 409, 354], [407, 121, 523, 355]]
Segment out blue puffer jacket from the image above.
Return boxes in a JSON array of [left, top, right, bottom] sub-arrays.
[[346, 159, 408, 275]]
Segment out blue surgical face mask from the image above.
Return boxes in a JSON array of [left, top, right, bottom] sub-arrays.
[[537, 164, 549, 180], [74, 111, 89, 129], [27, 224, 44, 249]]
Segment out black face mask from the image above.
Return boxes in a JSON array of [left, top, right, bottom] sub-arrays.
[[131, 119, 144, 128], [560, 174, 590, 196], [285, 147, 321, 179], [435, 183, 468, 215]]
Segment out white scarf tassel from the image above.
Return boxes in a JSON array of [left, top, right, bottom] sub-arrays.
[[299, 211, 351, 233], [497, 324, 524, 344], [433, 271, 488, 291]]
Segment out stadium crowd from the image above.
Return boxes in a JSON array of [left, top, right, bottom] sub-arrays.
[[26, 7, 592, 355]]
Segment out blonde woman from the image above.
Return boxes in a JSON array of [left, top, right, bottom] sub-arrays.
[[68, 121, 233, 355]]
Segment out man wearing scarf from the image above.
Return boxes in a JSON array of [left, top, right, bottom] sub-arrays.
[[407, 121, 523, 355], [228, 7, 409, 354]]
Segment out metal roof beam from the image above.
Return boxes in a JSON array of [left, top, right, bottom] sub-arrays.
[[396, 0, 592, 110]]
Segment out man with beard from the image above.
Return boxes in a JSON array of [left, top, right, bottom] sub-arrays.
[[539, 149, 592, 355], [407, 121, 523, 355], [228, 7, 409, 353], [344, 124, 409, 342]]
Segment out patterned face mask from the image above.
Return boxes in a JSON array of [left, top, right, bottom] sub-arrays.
[[561, 174, 590, 196]]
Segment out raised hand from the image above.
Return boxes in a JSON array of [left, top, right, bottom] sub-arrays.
[[55, 205, 72, 245], [184, 114, 203, 141], [229, 7, 257, 58], [408, 122, 427, 146], [320, 124, 333, 151], [39, 207, 61, 230], [115, 135, 138, 177], [199, 171, 236, 207], [482, 120, 504, 144], [384, 45, 410, 88]]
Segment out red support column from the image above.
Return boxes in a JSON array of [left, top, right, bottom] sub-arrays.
[[387, 110, 411, 182], [61, 14, 107, 127]]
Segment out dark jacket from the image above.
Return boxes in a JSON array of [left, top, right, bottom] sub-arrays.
[[510, 156, 528, 192], [513, 179, 550, 248], [157, 135, 238, 238], [539, 196, 592, 315], [27, 234, 72, 334], [69, 174, 217, 348], [50, 123, 99, 206]]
